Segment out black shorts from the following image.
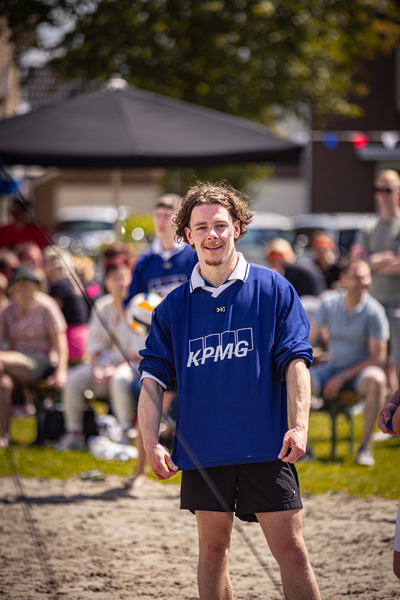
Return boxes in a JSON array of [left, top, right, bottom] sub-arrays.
[[180, 460, 302, 523]]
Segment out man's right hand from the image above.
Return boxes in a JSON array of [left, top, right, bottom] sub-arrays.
[[146, 442, 179, 480]]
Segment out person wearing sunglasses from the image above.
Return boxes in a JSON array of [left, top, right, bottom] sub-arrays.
[[352, 169, 400, 395], [0, 264, 68, 447]]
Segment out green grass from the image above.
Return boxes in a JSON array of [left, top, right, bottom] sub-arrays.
[[1, 409, 399, 498], [298, 411, 400, 499]]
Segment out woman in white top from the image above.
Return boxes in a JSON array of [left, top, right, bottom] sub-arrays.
[[55, 261, 145, 451]]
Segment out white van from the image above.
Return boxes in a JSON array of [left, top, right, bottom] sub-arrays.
[[53, 205, 131, 254]]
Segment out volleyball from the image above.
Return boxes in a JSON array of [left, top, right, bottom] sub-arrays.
[[127, 292, 163, 335]]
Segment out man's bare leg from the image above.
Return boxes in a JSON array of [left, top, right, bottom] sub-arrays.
[[196, 510, 234, 600], [0, 351, 33, 383], [357, 367, 387, 448], [124, 427, 148, 490], [257, 509, 321, 600]]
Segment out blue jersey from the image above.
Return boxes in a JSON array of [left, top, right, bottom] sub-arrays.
[[126, 242, 198, 303], [139, 261, 313, 470]]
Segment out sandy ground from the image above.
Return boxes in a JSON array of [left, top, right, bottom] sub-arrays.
[[0, 475, 399, 600]]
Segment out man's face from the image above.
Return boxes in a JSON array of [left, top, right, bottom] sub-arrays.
[[343, 262, 371, 297], [153, 207, 174, 239], [374, 177, 399, 211], [185, 204, 240, 267]]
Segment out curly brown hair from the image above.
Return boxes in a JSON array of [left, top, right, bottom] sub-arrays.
[[173, 181, 253, 246]]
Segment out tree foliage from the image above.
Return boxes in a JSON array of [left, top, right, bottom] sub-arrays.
[[0, 1, 92, 59], [43, 0, 400, 124]]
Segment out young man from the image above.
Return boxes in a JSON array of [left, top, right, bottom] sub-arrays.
[[309, 258, 389, 466], [138, 182, 321, 600], [125, 193, 198, 302], [353, 169, 400, 393], [124, 193, 197, 489]]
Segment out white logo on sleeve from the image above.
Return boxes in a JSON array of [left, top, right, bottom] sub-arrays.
[[186, 328, 253, 367]]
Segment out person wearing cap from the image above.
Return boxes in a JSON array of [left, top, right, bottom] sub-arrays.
[[125, 194, 198, 304], [0, 198, 50, 250], [265, 237, 326, 298], [310, 231, 341, 289], [0, 265, 68, 447]]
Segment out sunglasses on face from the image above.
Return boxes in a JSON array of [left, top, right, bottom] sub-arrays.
[[13, 277, 35, 284], [374, 187, 395, 194]]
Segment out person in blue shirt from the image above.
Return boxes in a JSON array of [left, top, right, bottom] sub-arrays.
[[138, 182, 321, 600], [379, 383, 400, 580], [124, 193, 197, 490], [125, 193, 198, 302]]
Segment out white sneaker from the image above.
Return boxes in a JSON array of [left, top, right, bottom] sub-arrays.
[[356, 446, 375, 467], [54, 432, 85, 451]]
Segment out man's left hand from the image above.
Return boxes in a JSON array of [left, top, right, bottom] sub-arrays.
[[278, 427, 307, 463]]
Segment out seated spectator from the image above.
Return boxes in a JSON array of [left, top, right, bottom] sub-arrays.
[[378, 384, 400, 580], [0, 265, 68, 447], [310, 231, 341, 289], [309, 258, 389, 466], [54, 261, 145, 451], [43, 247, 90, 363], [265, 237, 326, 297], [15, 241, 44, 269], [0, 198, 50, 250]]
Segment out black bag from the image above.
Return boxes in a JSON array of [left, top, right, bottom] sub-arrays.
[[34, 402, 98, 445], [35, 402, 65, 445]]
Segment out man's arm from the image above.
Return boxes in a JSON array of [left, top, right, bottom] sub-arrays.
[[369, 250, 400, 276], [138, 377, 178, 480], [309, 322, 322, 348], [278, 358, 310, 463], [322, 338, 387, 400]]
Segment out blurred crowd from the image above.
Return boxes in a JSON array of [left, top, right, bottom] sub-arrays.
[[0, 171, 399, 475]]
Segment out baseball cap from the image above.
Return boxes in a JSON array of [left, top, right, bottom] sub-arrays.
[[10, 264, 41, 284]]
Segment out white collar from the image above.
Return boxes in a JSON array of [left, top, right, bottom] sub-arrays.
[[190, 253, 250, 298], [151, 237, 186, 261]]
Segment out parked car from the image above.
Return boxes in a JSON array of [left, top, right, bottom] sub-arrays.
[[291, 212, 377, 257], [236, 211, 294, 265], [53, 205, 132, 254]]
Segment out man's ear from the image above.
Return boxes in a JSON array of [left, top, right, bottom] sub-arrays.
[[233, 220, 240, 239], [185, 226, 193, 246]]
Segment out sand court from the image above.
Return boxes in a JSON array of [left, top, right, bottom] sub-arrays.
[[0, 476, 399, 599]]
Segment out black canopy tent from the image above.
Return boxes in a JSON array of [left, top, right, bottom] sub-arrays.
[[0, 82, 302, 169]]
